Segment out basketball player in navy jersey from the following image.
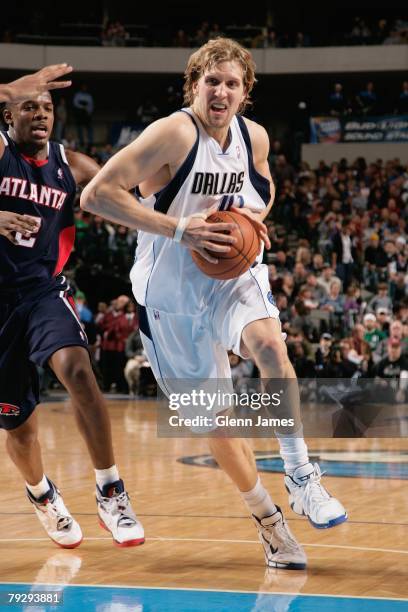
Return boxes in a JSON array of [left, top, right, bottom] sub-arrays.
[[82, 38, 347, 569], [0, 68, 144, 548]]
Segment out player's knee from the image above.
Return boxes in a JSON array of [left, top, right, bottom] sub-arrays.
[[7, 424, 38, 449], [58, 358, 92, 389], [209, 436, 243, 456], [253, 336, 288, 373]]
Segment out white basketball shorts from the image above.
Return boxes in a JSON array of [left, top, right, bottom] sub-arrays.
[[137, 263, 280, 394]]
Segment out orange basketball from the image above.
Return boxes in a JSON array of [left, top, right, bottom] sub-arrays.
[[191, 210, 261, 280]]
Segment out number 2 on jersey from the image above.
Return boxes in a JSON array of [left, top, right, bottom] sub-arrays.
[[15, 217, 42, 248]]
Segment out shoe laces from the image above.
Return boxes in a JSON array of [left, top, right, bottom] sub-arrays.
[[102, 491, 136, 523], [301, 463, 331, 510], [42, 496, 73, 532]]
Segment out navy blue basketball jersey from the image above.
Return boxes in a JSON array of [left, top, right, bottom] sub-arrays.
[[0, 131, 77, 290]]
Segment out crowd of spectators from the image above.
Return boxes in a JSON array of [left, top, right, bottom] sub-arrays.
[[328, 80, 408, 117], [3, 13, 407, 48], [347, 17, 408, 46], [169, 22, 313, 49], [101, 20, 129, 46], [41, 291, 152, 397], [71, 210, 137, 279], [262, 153, 408, 392]]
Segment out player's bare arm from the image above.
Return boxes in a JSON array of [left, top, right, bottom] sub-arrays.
[[0, 64, 73, 104], [65, 149, 101, 187], [249, 120, 276, 219], [230, 118, 273, 249], [81, 113, 238, 263]]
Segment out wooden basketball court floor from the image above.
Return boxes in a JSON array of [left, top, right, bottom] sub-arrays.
[[0, 397, 407, 611]]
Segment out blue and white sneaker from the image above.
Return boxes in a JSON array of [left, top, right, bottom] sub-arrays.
[[96, 479, 145, 547], [285, 463, 347, 529]]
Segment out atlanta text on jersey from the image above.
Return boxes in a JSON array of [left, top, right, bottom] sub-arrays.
[[0, 177, 67, 210]]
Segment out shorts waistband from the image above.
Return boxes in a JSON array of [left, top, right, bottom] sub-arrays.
[[0, 278, 62, 303]]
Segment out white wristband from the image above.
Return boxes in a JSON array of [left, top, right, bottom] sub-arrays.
[[173, 217, 189, 242], [173, 212, 207, 243]]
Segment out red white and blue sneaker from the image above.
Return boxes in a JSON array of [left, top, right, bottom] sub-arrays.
[[252, 506, 307, 570], [27, 479, 83, 549], [285, 463, 348, 529], [96, 479, 145, 547]]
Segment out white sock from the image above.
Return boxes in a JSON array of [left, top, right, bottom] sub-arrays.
[[95, 465, 120, 489], [241, 477, 277, 520], [276, 428, 309, 475], [26, 474, 50, 499]]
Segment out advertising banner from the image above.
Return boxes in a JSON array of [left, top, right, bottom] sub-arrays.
[[310, 115, 408, 143]]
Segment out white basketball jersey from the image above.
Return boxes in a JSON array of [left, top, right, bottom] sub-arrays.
[[130, 108, 271, 315]]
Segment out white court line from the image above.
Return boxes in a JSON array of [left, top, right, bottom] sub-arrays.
[[149, 537, 408, 556], [0, 581, 407, 602], [1, 535, 407, 556]]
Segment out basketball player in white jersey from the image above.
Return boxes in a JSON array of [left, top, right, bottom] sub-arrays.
[[81, 38, 347, 569]]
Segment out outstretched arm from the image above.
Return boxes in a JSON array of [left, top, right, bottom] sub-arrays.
[[0, 64, 73, 103]]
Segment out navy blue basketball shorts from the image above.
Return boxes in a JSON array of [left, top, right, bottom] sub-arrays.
[[0, 276, 88, 431]]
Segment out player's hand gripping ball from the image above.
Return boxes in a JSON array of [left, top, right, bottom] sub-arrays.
[[191, 210, 261, 280]]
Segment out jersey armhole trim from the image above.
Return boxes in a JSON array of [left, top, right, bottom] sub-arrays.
[[137, 304, 152, 340], [0, 132, 8, 146], [59, 144, 69, 165], [153, 110, 200, 215]]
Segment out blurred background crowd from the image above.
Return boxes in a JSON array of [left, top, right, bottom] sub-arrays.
[[2, 4, 407, 48]]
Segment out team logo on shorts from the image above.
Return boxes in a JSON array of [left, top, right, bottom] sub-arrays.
[[267, 291, 276, 306], [0, 403, 20, 416]]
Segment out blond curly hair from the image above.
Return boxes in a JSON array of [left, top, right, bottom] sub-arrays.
[[183, 37, 256, 114]]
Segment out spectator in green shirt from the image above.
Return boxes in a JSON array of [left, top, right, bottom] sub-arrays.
[[363, 313, 387, 350]]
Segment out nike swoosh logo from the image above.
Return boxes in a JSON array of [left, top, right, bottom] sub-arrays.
[[261, 533, 278, 554]]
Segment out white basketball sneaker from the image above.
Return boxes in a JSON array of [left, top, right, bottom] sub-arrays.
[[96, 479, 145, 547], [27, 479, 83, 549], [252, 506, 307, 570], [285, 463, 347, 529]]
